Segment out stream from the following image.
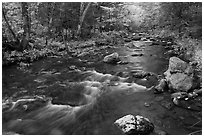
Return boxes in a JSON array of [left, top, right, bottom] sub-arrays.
[[2, 39, 201, 135]]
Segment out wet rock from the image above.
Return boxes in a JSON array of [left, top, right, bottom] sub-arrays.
[[115, 72, 129, 77], [95, 39, 108, 45], [19, 62, 30, 68], [193, 88, 202, 95], [69, 65, 77, 70], [117, 61, 129, 65], [171, 89, 202, 111], [167, 73, 193, 92], [134, 49, 143, 51], [103, 52, 120, 64], [37, 85, 48, 89], [141, 37, 147, 41], [149, 38, 156, 41], [77, 52, 89, 57], [165, 57, 193, 74], [34, 77, 47, 83], [161, 41, 167, 46], [138, 32, 147, 36], [41, 69, 57, 75], [165, 50, 175, 55], [190, 61, 198, 66], [131, 41, 146, 48], [171, 92, 188, 99], [124, 42, 133, 48], [131, 53, 143, 57], [172, 96, 202, 111], [167, 41, 172, 45], [152, 41, 161, 45], [132, 36, 141, 41], [125, 41, 143, 49], [132, 71, 153, 79], [124, 38, 131, 42], [164, 57, 194, 92], [154, 79, 167, 94], [145, 40, 153, 46], [144, 102, 151, 107], [114, 114, 154, 135]]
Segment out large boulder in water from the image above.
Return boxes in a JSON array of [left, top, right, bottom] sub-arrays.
[[114, 114, 154, 135], [164, 57, 194, 92], [103, 52, 120, 64]]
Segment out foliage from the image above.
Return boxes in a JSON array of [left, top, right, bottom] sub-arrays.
[[2, 2, 202, 68]]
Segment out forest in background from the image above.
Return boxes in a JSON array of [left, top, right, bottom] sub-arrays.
[[2, 2, 202, 70]]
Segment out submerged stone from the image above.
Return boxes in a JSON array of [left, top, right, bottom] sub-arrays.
[[160, 100, 174, 110]]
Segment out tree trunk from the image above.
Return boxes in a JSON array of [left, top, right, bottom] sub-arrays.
[[21, 2, 30, 50], [2, 7, 20, 43], [46, 2, 55, 45], [46, 17, 53, 45], [77, 2, 91, 37], [63, 28, 68, 49]]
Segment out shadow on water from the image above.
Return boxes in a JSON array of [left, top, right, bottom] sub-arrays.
[[2, 41, 201, 135]]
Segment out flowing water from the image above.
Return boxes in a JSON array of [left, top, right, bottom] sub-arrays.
[[2, 40, 201, 135]]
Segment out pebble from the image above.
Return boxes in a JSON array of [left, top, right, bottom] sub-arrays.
[[34, 77, 47, 83], [144, 102, 151, 107], [36, 85, 48, 89], [69, 65, 77, 70]]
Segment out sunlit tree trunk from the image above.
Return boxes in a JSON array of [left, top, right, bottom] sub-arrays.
[[76, 2, 91, 37], [21, 2, 30, 50], [2, 7, 20, 43], [46, 2, 55, 45]]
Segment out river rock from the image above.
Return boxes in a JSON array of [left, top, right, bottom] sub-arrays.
[[124, 38, 131, 42], [70, 65, 77, 69], [132, 36, 141, 41], [117, 60, 129, 65], [114, 114, 154, 135], [145, 40, 153, 46], [132, 71, 153, 79], [154, 79, 167, 94], [172, 96, 202, 111], [131, 53, 143, 57], [103, 52, 120, 64], [141, 37, 148, 41], [152, 41, 161, 45], [171, 92, 188, 99], [164, 57, 194, 92]]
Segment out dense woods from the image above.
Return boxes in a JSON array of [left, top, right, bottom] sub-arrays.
[[2, 2, 202, 66], [2, 2, 202, 135]]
